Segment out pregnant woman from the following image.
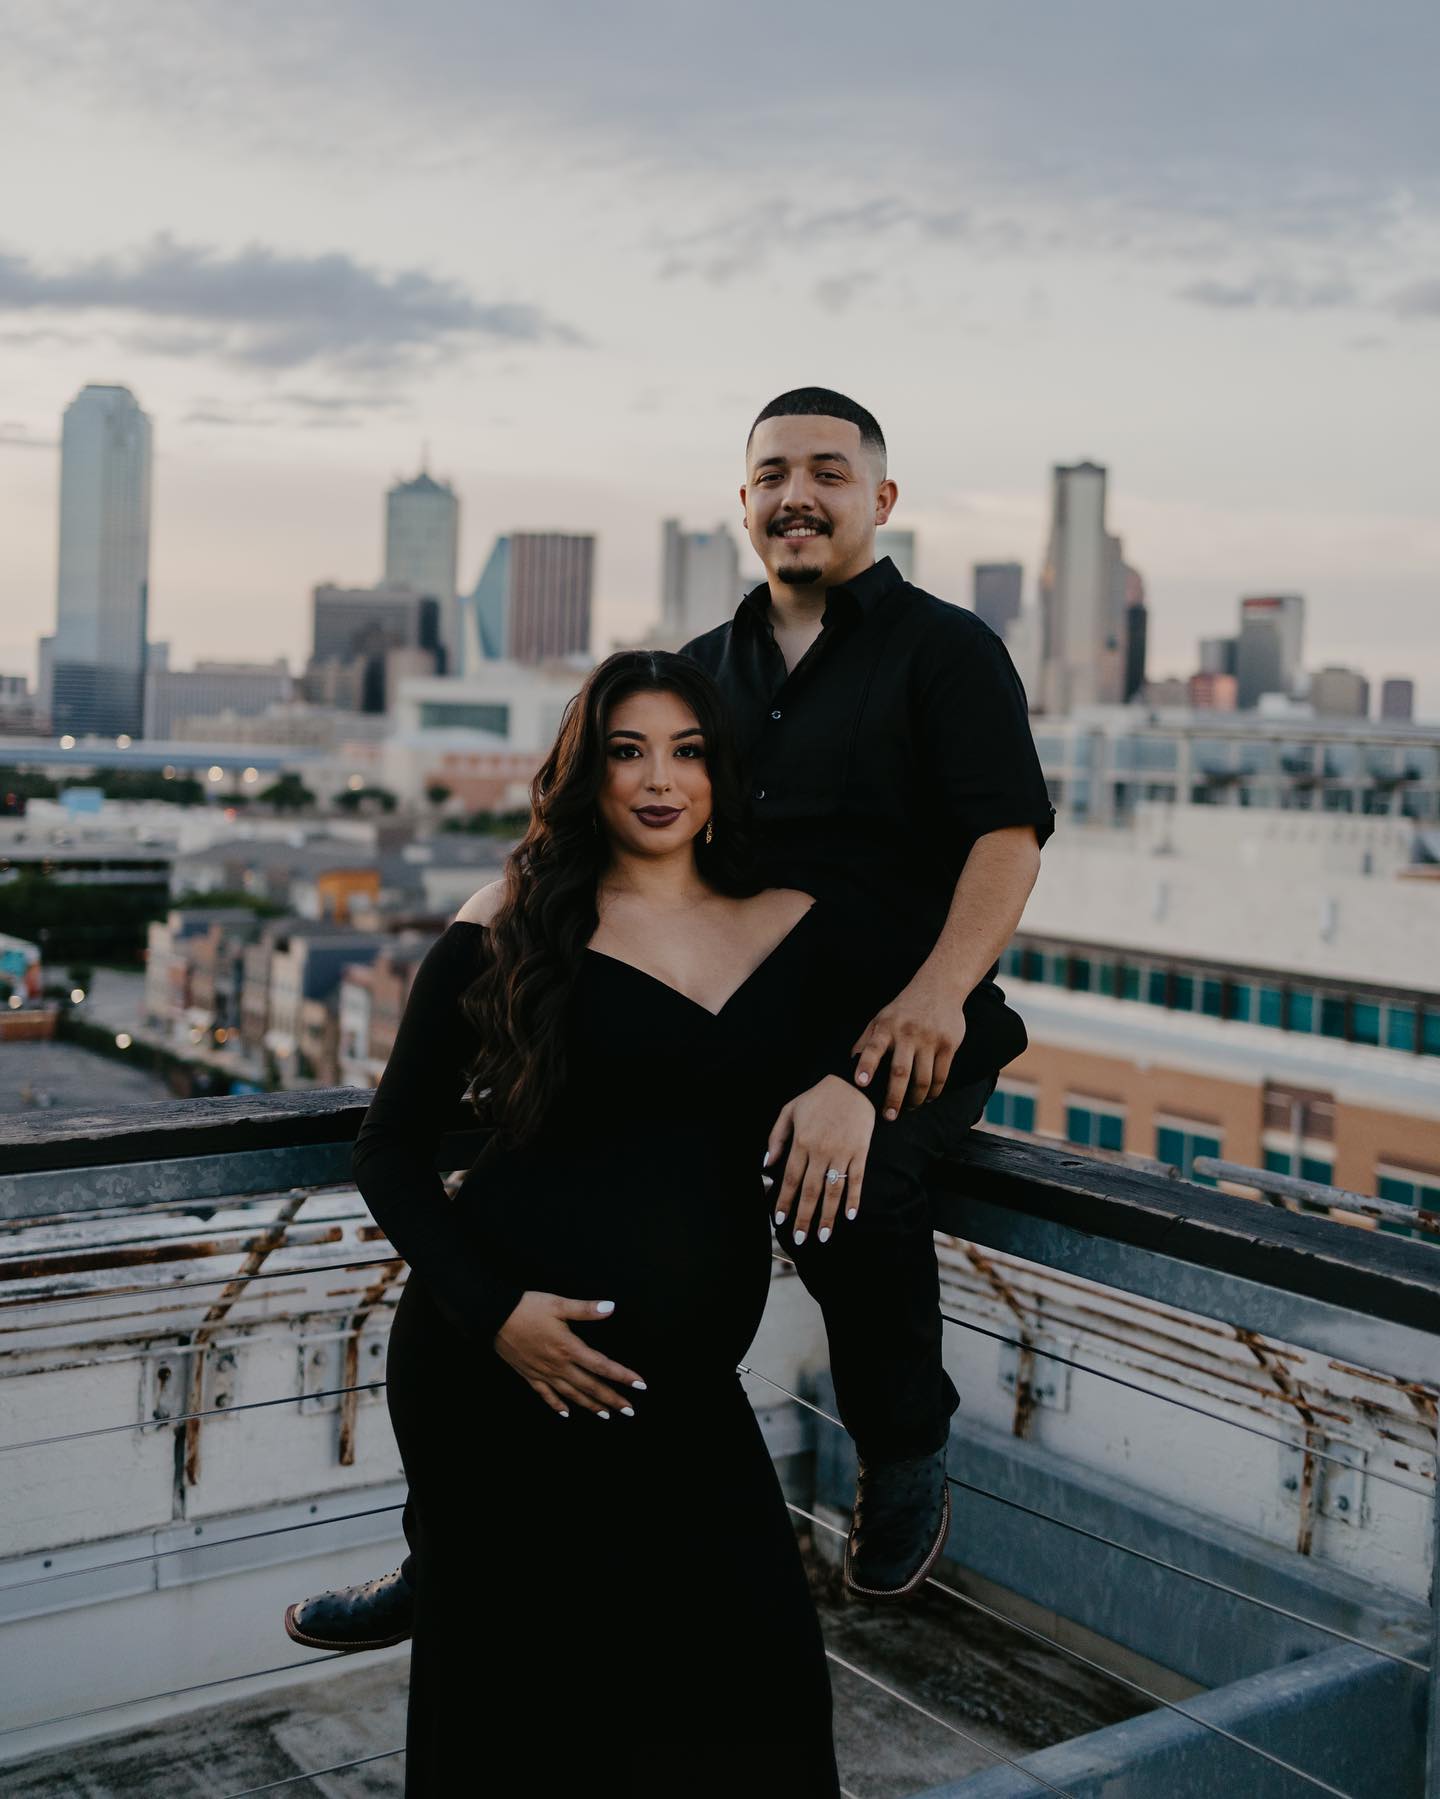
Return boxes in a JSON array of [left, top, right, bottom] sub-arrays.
[[355, 651, 883, 1795]]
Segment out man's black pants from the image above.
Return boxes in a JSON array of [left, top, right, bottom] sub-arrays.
[[774, 1072, 995, 1464]]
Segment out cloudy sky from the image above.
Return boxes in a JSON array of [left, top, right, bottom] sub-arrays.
[[2, 1, 1436, 713]]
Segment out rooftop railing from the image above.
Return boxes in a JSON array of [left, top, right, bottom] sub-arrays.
[[0, 1091, 1436, 1797]]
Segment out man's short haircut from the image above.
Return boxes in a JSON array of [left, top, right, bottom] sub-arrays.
[[748, 387, 886, 471]]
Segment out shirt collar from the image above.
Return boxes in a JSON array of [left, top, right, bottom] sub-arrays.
[[737, 555, 903, 633]]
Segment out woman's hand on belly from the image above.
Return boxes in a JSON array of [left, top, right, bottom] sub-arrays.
[[494, 1292, 647, 1420]]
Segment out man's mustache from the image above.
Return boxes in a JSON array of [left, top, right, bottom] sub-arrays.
[[768, 516, 832, 536]]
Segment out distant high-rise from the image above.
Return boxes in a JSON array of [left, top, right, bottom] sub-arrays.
[[384, 469, 459, 672], [1380, 678, 1414, 722], [1122, 565, 1147, 702], [305, 582, 441, 713], [658, 520, 741, 645], [1198, 636, 1238, 677], [1235, 595, 1305, 709], [1036, 461, 1128, 713], [50, 384, 153, 738], [875, 527, 916, 584], [459, 533, 594, 669], [1309, 666, 1370, 720], [972, 563, 1022, 639]]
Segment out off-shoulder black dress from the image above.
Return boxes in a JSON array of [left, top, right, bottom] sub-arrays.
[[353, 902, 884, 1797]]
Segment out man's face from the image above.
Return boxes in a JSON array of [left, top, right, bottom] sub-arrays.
[[742, 414, 897, 591]]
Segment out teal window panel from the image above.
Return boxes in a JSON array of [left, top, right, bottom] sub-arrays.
[[1300, 1155, 1333, 1184], [984, 1091, 1005, 1126], [1065, 1106, 1093, 1147], [1013, 1094, 1036, 1133], [1147, 970, 1168, 1006], [1351, 1002, 1380, 1046], [1230, 984, 1253, 1022], [1097, 1113, 1125, 1152], [1287, 991, 1314, 1033], [1423, 1012, 1440, 1057], [1320, 996, 1347, 1039], [1098, 964, 1116, 996], [1022, 949, 1044, 982], [1258, 987, 1284, 1028], [1264, 1148, 1294, 1176], [1201, 980, 1224, 1017], [1120, 965, 1141, 1001], [1172, 975, 1195, 1012], [1070, 957, 1092, 992], [1386, 1006, 1416, 1052], [1378, 1175, 1414, 1204], [1156, 1126, 1184, 1165], [1191, 1134, 1222, 1186]]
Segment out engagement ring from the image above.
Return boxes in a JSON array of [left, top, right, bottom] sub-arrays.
[[824, 1168, 843, 1185]]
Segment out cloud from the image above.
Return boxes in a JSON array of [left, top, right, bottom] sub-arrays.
[[812, 272, 879, 315], [0, 235, 582, 372], [1177, 273, 1359, 312], [1391, 279, 1440, 317], [0, 422, 57, 450]]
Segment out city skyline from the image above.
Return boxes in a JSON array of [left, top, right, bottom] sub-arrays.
[[1, 4, 1435, 710]]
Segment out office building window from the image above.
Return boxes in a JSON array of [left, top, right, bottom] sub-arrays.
[[1098, 963, 1117, 997], [1171, 974, 1195, 1012], [1021, 948, 1044, 982], [1286, 991, 1315, 1034], [1423, 1012, 1440, 1057], [1386, 1005, 1417, 1052], [1156, 1121, 1222, 1185], [1320, 996, 1347, 1039], [1229, 983, 1253, 1023], [1119, 965, 1141, 1001], [1147, 969, 1168, 1007], [1258, 987, 1284, 1028], [1065, 1098, 1125, 1153], [1069, 956, 1092, 992], [1200, 979, 1224, 1018], [1376, 1166, 1440, 1240], [1002, 946, 1024, 978], [1351, 1002, 1380, 1046], [985, 1086, 1038, 1133], [1263, 1147, 1334, 1185]]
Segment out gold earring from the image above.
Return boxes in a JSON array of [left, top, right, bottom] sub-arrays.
[[704, 818, 714, 845]]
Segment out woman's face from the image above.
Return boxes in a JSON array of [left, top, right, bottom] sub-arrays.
[[596, 687, 712, 859]]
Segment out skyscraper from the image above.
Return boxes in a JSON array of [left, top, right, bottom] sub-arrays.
[[1036, 461, 1128, 713], [972, 563, 1022, 639], [658, 520, 741, 644], [1198, 636, 1238, 676], [1235, 595, 1305, 709], [458, 533, 594, 669], [50, 384, 153, 738], [1380, 678, 1414, 722], [875, 527, 916, 583], [1309, 666, 1370, 719], [305, 582, 441, 713], [1122, 565, 1148, 703], [384, 469, 459, 672]]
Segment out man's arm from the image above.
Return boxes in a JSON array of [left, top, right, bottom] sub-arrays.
[[851, 825, 1042, 1119]]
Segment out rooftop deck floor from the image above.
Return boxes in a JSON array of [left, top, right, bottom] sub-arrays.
[[3, 1549, 1143, 1796]]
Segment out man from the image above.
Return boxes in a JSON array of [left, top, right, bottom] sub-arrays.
[[284, 386, 1051, 1648]]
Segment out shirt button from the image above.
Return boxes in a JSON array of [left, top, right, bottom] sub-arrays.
[[770, 709, 782, 720]]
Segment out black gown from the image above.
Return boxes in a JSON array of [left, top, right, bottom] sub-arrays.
[[354, 902, 881, 1796]]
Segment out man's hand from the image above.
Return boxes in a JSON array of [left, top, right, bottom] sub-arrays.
[[494, 1292, 646, 1419], [765, 1075, 875, 1245], [851, 967, 968, 1119]]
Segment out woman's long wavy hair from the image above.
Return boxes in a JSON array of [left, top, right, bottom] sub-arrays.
[[462, 650, 760, 1146]]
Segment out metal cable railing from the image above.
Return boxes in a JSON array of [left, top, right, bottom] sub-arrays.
[[771, 1248, 1436, 1502], [220, 1746, 406, 1797], [1, 1379, 386, 1456], [745, 1366, 1380, 1799], [0, 1252, 402, 1310]]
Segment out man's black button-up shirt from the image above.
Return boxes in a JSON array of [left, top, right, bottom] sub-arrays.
[[682, 556, 1055, 1033]]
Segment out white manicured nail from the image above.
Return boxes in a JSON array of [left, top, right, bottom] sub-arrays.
[[596, 1409, 611, 1420], [595, 1300, 615, 1314], [621, 1406, 635, 1417], [793, 1229, 807, 1245], [761, 1175, 774, 1190], [818, 1226, 830, 1242], [846, 1207, 858, 1220], [558, 1409, 570, 1418], [857, 1071, 870, 1085], [774, 1210, 786, 1225], [632, 1380, 647, 1391], [762, 1150, 771, 1167]]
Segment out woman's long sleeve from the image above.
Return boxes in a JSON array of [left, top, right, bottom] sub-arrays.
[[352, 924, 525, 1346]]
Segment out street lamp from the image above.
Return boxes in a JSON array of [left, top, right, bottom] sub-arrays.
[[59, 735, 76, 749], [114, 1032, 132, 1049], [207, 766, 224, 784]]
